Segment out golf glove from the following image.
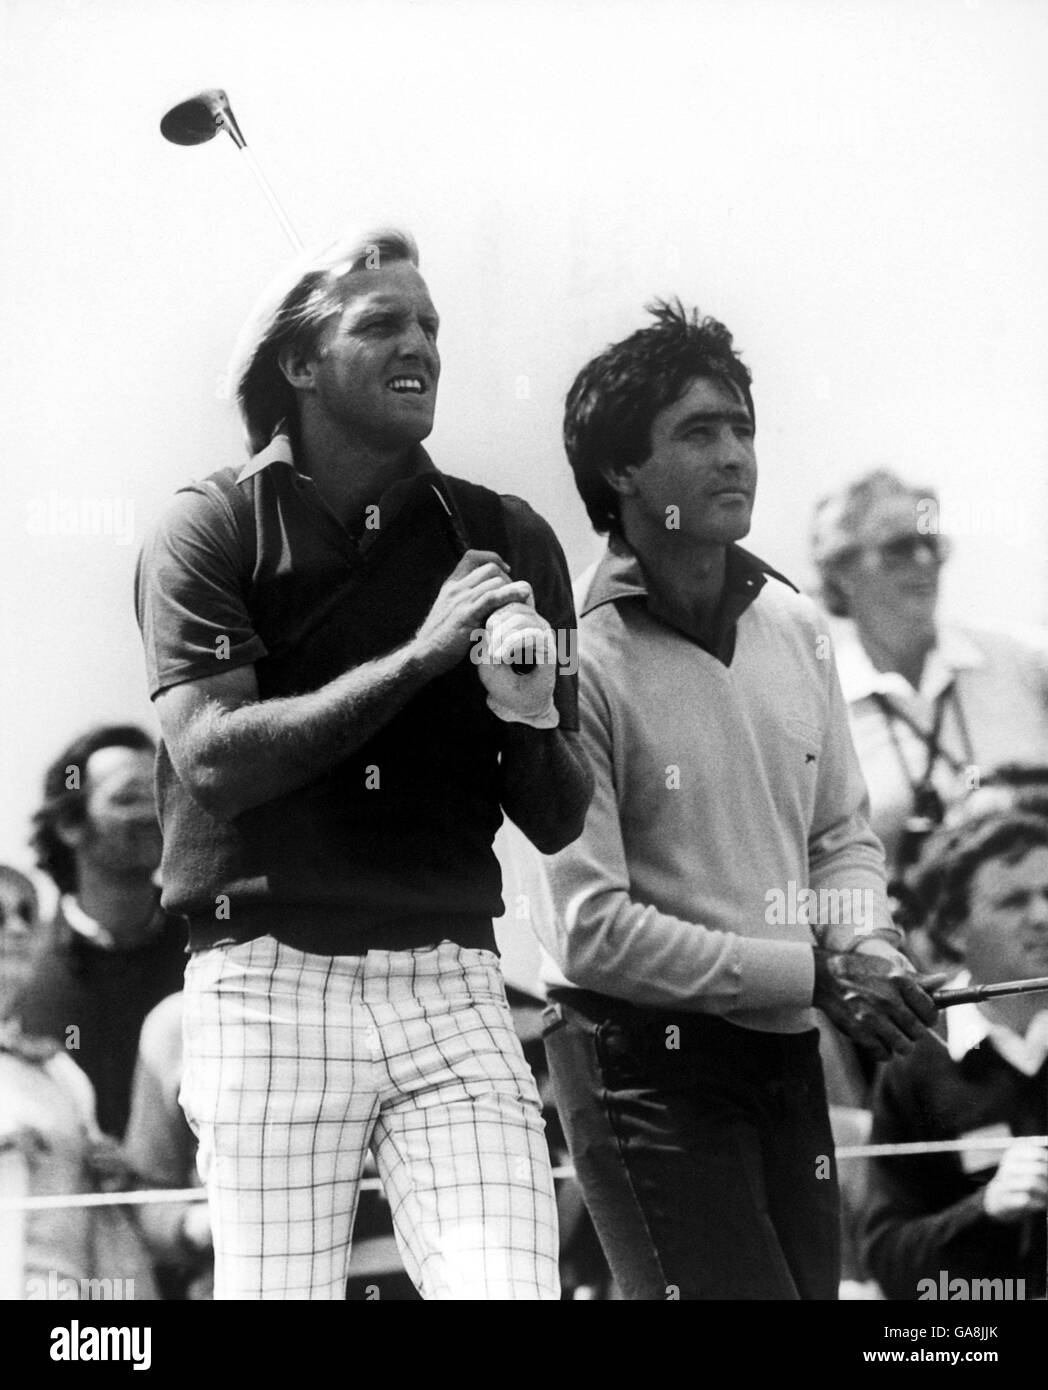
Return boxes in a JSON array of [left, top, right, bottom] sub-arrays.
[[477, 603, 559, 729]]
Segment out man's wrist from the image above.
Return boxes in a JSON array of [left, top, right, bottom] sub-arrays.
[[850, 938, 913, 971], [400, 635, 444, 686], [486, 692, 559, 729]]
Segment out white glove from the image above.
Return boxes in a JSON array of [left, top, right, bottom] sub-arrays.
[[476, 602, 559, 729]]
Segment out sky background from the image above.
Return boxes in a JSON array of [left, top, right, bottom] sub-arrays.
[[1, 0, 1046, 882]]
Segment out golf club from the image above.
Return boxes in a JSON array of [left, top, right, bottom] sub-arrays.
[[931, 975, 1048, 1009], [160, 88, 304, 251], [158, 90, 541, 675]]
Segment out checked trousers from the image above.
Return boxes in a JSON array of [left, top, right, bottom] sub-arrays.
[[180, 935, 559, 1299]]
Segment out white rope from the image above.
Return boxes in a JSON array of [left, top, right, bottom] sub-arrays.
[[1, 1138, 1045, 1212], [2, 1134, 1039, 1212], [836, 1136, 1047, 1159]]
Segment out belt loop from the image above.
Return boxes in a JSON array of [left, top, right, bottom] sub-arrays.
[[541, 1001, 566, 1038]]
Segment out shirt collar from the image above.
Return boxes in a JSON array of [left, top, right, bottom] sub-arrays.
[[58, 893, 164, 953], [945, 969, 1048, 1076], [579, 536, 795, 662], [580, 535, 792, 617], [831, 618, 986, 704], [236, 431, 438, 488], [237, 431, 297, 482], [578, 533, 648, 615], [59, 893, 117, 950]]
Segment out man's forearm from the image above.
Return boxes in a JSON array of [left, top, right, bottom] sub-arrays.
[[499, 726, 594, 854], [186, 641, 435, 820]]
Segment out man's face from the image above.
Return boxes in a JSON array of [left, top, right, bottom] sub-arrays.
[[838, 494, 945, 640], [618, 377, 757, 545], [964, 845, 1048, 984], [306, 260, 441, 451], [0, 874, 39, 1003], [73, 746, 161, 879]]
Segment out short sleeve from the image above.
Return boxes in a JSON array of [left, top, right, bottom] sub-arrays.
[[135, 481, 268, 698], [501, 495, 580, 731]]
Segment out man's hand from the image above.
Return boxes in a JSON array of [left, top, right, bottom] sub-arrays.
[[812, 947, 938, 1060], [982, 1138, 1048, 1222], [0, 1124, 49, 1163], [478, 600, 559, 728], [179, 1201, 214, 1255], [413, 550, 534, 677], [87, 1136, 137, 1192]]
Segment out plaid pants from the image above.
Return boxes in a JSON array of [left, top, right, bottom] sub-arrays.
[[180, 935, 559, 1299]]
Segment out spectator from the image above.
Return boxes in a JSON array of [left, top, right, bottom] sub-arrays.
[[0, 865, 157, 1300], [15, 725, 187, 1136], [861, 810, 1048, 1300], [810, 470, 1048, 887], [944, 761, 1048, 831]]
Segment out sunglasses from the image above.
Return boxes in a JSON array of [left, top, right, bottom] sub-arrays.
[[860, 534, 951, 569]]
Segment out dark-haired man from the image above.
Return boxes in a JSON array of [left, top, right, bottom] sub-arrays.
[[15, 725, 186, 1137], [135, 228, 592, 1298], [861, 810, 1048, 1300], [537, 301, 938, 1299]]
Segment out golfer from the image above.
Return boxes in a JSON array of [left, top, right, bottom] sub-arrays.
[[135, 227, 592, 1299]]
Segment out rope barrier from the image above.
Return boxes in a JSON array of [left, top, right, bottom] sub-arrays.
[[1, 1138, 1045, 1212], [835, 1136, 1047, 1160]]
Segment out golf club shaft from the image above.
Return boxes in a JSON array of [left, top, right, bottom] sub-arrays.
[[238, 146, 303, 251], [931, 976, 1048, 1009]]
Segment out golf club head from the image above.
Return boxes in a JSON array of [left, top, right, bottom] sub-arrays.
[[160, 89, 247, 149]]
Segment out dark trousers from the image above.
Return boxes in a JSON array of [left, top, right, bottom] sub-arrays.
[[543, 991, 841, 1300]]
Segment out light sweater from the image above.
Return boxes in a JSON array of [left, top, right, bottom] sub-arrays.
[[538, 539, 903, 1034]]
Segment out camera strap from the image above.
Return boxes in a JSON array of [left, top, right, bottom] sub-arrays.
[[871, 684, 974, 802]]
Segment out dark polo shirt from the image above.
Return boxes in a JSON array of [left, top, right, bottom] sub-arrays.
[[15, 900, 187, 1138], [135, 436, 578, 955]]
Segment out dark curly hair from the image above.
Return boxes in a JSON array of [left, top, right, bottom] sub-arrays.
[[30, 725, 155, 894], [905, 809, 1048, 965], [563, 299, 755, 536], [934, 763, 1048, 840]]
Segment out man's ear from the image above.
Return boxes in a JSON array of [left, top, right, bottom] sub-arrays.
[[833, 560, 860, 608], [54, 813, 86, 851], [277, 342, 319, 392], [601, 463, 640, 499]]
